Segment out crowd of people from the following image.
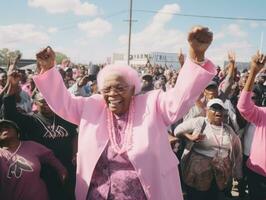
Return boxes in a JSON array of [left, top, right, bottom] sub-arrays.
[[0, 25, 265, 200]]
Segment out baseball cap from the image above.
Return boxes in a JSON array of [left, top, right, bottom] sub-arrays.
[[207, 98, 226, 110], [142, 73, 153, 82], [0, 120, 20, 133], [206, 80, 218, 88]]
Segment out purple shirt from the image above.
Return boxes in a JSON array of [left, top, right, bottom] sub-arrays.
[[0, 141, 65, 200], [87, 113, 147, 200]]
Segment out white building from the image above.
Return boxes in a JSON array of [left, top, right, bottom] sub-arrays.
[[112, 52, 181, 68]]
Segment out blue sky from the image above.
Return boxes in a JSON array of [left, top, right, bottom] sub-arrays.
[[1, 0, 266, 65]]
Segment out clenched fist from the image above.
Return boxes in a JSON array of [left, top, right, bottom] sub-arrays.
[[188, 26, 213, 63], [36, 46, 56, 74]]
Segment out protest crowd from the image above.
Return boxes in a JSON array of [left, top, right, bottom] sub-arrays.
[[0, 26, 266, 200]]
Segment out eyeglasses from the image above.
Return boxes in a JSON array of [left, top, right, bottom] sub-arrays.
[[209, 105, 225, 113], [100, 85, 129, 94]]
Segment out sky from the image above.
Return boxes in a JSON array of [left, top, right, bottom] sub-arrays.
[[0, 0, 266, 65]]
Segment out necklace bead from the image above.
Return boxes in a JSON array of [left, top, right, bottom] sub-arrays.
[[107, 98, 134, 154]]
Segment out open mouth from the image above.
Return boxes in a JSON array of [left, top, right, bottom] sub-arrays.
[[215, 114, 222, 118]]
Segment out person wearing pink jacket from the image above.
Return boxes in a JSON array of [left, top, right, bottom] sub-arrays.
[[33, 26, 216, 200], [237, 52, 266, 200]]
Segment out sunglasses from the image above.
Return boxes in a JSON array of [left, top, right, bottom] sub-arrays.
[[209, 104, 225, 113]]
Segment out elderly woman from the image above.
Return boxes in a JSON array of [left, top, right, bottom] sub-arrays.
[[33, 26, 216, 200], [0, 120, 67, 200], [174, 98, 242, 200]]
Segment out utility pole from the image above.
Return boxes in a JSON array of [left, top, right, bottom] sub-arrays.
[[127, 0, 133, 65]]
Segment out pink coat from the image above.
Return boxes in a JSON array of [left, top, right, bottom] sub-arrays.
[[237, 91, 266, 177], [34, 58, 216, 200]]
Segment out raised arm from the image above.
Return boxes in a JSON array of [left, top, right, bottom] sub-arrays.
[[2, 70, 34, 140], [220, 52, 236, 97], [237, 52, 266, 124], [157, 26, 216, 125], [33, 47, 89, 125]]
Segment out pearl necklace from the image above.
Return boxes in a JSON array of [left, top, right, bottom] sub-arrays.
[[107, 98, 135, 154]]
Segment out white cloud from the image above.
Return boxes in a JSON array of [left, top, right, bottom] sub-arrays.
[[0, 24, 50, 46], [214, 23, 247, 42], [78, 18, 112, 38], [227, 24, 247, 37], [48, 27, 58, 33], [214, 32, 225, 40], [208, 40, 255, 66], [28, 0, 99, 16], [118, 4, 185, 53], [74, 2, 98, 16]]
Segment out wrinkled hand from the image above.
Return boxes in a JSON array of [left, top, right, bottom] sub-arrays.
[[250, 51, 266, 74], [184, 132, 205, 142], [188, 26, 213, 62], [36, 46, 55, 73]]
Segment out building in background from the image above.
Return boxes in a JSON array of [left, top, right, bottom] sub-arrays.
[[112, 52, 181, 68]]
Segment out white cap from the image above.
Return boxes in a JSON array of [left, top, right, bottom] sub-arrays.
[[207, 98, 225, 109]]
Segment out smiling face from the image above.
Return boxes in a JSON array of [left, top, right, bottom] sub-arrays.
[[101, 74, 134, 115]]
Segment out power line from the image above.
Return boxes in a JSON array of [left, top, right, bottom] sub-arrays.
[[4, 8, 266, 45], [58, 10, 128, 31], [134, 9, 266, 22], [4, 10, 128, 44]]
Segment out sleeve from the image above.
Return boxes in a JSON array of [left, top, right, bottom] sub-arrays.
[[2, 94, 34, 139], [219, 73, 234, 98], [174, 117, 201, 137], [36, 142, 67, 174], [33, 68, 96, 125], [156, 58, 216, 125], [237, 90, 265, 125]]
